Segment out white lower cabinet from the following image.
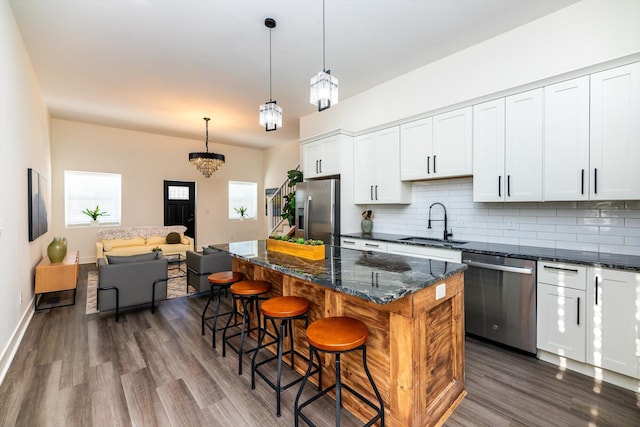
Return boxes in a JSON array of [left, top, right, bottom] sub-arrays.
[[340, 238, 387, 253], [341, 238, 461, 262], [538, 261, 640, 380], [587, 267, 640, 379], [386, 242, 461, 263], [537, 261, 587, 362]]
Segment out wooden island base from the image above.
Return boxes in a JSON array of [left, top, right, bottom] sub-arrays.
[[232, 258, 465, 427]]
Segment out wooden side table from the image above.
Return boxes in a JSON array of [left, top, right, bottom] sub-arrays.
[[35, 250, 79, 311]]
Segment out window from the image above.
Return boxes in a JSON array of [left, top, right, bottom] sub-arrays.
[[65, 170, 121, 226], [228, 181, 257, 219]]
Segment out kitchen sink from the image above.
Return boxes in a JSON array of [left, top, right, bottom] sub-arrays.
[[398, 236, 467, 247]]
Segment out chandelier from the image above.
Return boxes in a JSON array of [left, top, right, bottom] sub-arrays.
[[259, 18, 282, 131], [310, 0, 338, 111], [189, 117, 225, 178]]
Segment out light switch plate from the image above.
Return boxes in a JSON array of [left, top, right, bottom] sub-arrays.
[[436, 284, 446, 300]]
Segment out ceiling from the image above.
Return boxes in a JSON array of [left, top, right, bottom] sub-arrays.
[[10, 0, 577, 149]]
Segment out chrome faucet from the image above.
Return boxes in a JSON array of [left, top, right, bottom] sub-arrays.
[[428, 202, 453, 241]]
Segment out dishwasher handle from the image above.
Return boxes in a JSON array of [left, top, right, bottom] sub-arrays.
[[463, 259, 533, 275]]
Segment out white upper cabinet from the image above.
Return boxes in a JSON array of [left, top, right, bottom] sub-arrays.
[[400, 108, 472, 181], [590, 62, 640, 200], [473, 99, 505, 202], [505, 88, 544, 201], [301, 134, 341, 179], [400, 117, 433, 180], [432, 107, 473, 178], [354, 126, 411, 204], [472, 88, 543, 202], [544, 76, 591, 201]]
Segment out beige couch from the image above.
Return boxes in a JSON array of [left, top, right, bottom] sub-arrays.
[[96, 226, 194, 260]]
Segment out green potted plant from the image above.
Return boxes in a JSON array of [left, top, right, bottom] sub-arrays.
[[234, 206, 248, 219], [81, 205, 108, 224], [281, 169, 303, 226]]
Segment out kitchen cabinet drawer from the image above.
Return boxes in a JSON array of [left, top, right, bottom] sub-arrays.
[[387, 242, 461, 263], [537, 261, 586, 290], [340, 238, 387, 252]]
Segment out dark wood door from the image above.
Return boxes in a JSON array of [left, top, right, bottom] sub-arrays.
[[164, 180, 196, 246]]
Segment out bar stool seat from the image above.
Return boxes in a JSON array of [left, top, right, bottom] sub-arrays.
[[251, 296, 321, 417], [201, 271, 244, 348], [295, 316, 384, 427], [223, 280, 273, 375]]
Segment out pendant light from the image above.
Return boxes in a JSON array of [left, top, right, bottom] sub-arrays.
[[310, 0, 338, 111], [189, 117, 225, 178], [259, 18, 282, 131]]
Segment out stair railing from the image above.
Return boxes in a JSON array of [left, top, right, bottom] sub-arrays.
[[267, 165, 300, 236]]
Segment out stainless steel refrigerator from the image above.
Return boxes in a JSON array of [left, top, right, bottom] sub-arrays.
[[295, 179, 340, 246]]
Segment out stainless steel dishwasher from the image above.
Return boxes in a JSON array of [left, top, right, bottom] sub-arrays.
[[462, 252, 536, 354]]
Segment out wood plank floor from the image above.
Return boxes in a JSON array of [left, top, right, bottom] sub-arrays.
[[1, 264, 638, 426]]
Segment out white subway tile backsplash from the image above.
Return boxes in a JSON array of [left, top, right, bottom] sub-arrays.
[[366, 177, 640, 256]]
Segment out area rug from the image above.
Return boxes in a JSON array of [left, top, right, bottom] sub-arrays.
[[86, 264, 196, 315]]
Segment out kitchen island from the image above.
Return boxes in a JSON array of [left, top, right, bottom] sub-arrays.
[[212, 240, 467, 427]]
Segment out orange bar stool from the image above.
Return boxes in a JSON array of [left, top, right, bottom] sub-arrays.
[[251, 296, 321, 417], [222, 280, 272, 375], [202, 271, 244, 348], [294, 316, 384, 427]]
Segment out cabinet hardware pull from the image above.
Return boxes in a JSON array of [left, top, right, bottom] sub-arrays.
[[577, 297, 580, 325], [543, 265, 579, 273], [370, 185, 374, 200], [433, 155, 437, 173], [498, 176, 501, 197], [595, 276, 599, 305], [365, 243, 380, 248], [319, 159, 322, 173], [343, 240, 356, 245], [581, 169, 584, 195], [375, 185, 378, 200], [507, 175, 511, 197], [463, 260, 533, 274], [594, 168, 598, 194], [427, 156, 430, 173]]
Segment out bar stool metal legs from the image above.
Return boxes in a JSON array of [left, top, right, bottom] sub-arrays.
[[222, 280, 272, 375], [201, 271, 243, 348], [294, 316, 384, 427], [251, 297, 321, 417]]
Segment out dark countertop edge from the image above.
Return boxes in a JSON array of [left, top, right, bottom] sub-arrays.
[[212, 243, 467, 305], [341, 232, 640, 272]]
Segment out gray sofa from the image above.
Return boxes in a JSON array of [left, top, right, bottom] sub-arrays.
[[97, 252, 168, 321], [186, 248, 233, 293]]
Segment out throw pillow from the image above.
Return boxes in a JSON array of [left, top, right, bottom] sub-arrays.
[[166, 232, 181, 244], [107, 252, 159, 264], [203, 247, 219, 255]]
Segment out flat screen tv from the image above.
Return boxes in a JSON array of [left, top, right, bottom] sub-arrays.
[[27, 168, 49, 241]]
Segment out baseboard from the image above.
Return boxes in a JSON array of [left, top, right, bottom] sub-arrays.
[[537, 350, 640, 392], [0, 298, 34, 386]]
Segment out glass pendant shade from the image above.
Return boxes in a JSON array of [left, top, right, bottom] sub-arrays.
[[189, 117, 225, 178], [310, 69, 338, 111], [259, 100, 282, 131]]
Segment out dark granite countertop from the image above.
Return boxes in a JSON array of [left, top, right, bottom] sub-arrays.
[[342, 232, 640, 271], [211, 240, 467, 305]]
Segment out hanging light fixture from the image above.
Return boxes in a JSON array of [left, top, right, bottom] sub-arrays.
[[259, 17, 282, 131], [310, 0, 338, 111], [189, 117, 225, 178]]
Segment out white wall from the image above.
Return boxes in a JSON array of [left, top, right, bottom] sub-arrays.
[[0, 0, 51, 383], [51, 119, 266, 263], [263, 138, 300, 190], [369, 178, 640, 256], [300, 0, 640, 139]]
